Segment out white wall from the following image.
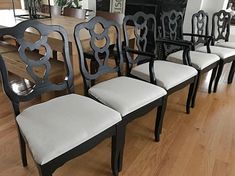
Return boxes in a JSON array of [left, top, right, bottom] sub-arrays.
[[184, 0, 229, 33], [82, 0, 96, 11], [183, 0, 203, 33]]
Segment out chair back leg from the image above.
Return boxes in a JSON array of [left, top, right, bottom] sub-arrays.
[[214, 61, 225, 92], [228, 60, 235, 84], [208, 66, 218, 93]]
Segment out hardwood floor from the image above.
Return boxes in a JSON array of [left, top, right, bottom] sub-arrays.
[[0, 63, 235, 176]]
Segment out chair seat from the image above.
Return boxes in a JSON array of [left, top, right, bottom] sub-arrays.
[[131, 60, 197, 90], [16, 94, 121, 165], [196, 46, 235, 59], [215, 41, 235, 49], [167, 50, 220, 70], [88, 76, 167, 116]]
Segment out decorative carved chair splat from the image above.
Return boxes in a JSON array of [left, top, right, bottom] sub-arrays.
[[0, 20, 73, 101], [160, 10, 184, 57], [191, 10, 209, 47], [74, 16, 122, 91], [123, 11, 157, 70], [212, 10, 231, 44]]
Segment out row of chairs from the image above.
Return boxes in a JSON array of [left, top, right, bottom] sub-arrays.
[[0, 15, 166, 176], [159, 10, 235, 96], [0, 10, 234, 176]]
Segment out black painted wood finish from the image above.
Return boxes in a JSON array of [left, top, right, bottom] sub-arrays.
[[74, 16, 167, 170], [212, 10, 231, 44], [211, 10, 235, 90], [0, 20, 122, 176], [123, 12, 197, 114], [192, 10, 235, 91]]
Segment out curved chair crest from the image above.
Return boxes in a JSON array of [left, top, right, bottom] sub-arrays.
[[0, 20, 73, 101], [212, 10, 231, 43], [74, 16, 123, 85]]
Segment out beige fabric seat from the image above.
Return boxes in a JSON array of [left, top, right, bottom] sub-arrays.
[[167, 50, 220, 70], [17, 94, 122, 165], [130, 60, 198, 90], [89, 76, 167, 116], [196, 46, 235, 59], [216, 41, 235, 49]]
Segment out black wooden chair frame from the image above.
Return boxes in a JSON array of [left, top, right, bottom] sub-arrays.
[[74, 16, 167, 171], [184, 10, 220, 100], [211, 10, 235, 90], [123, 11, 197, 114], [159, 10, 218, 105], [0, 20, 122, 176]]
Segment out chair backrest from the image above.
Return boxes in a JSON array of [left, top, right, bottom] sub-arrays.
[[160, 10, 184, 56], [191, 10, 209, 47], [211, 10, 231, 43], [74, 16, 123, 94], [123, 11, 157, 69], [63, 7, 86, 19], [0, 20, 73, 115]]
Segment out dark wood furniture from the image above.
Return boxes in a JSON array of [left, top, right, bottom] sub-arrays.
[[63, 7, 86, 19], [123, 11, 198, 115], [193, 10, 235, 92], [74, 16, 167, 170], [0, 20, 123, 176], [160, 10, 220, 108]]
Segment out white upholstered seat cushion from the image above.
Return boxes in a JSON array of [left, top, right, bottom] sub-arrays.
[[88, 76, 167, 116], [196, 46, 235, 59], [130, 60, 197, 90], [16, 94, 121, 165], [167, 50, 220, 70], [215, 41, 235, 49]]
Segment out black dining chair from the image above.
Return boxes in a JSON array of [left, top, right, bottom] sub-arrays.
[[210, 10, 235, 85], [123, 11, 198, 114], [0, 20, 124, 176], [192, 10, 235, 92], [158, 10, 221, 108], [74, 16, 167, 171]]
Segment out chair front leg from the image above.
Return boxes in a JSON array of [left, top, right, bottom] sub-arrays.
[[112, 124, 126, 174], [208, 66, 218, 93], [155, 96, 167, 142], [191, 75, 200, 108]]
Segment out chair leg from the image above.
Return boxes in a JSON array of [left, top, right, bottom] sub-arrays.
[[208, 66, 218, 94], [18, 132, 27, 167], [191, 75, 200, 109], [213, 61, 224, 93], [228, 60, 235, 84], [38, 166, 52, 176], [112, 125, 125, 175], [155, 96, 167, 142], [186, 80, 196, 114], [112, 124, 126, 173]]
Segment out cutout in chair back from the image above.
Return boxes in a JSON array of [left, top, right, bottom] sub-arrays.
[[123, 11, 156, 65], [0, 20, 73, 100], [212, 10, 231, 42], [160, 10, 184, 56], [74, 16, 123, 83], [192, 10, 209, 46]]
